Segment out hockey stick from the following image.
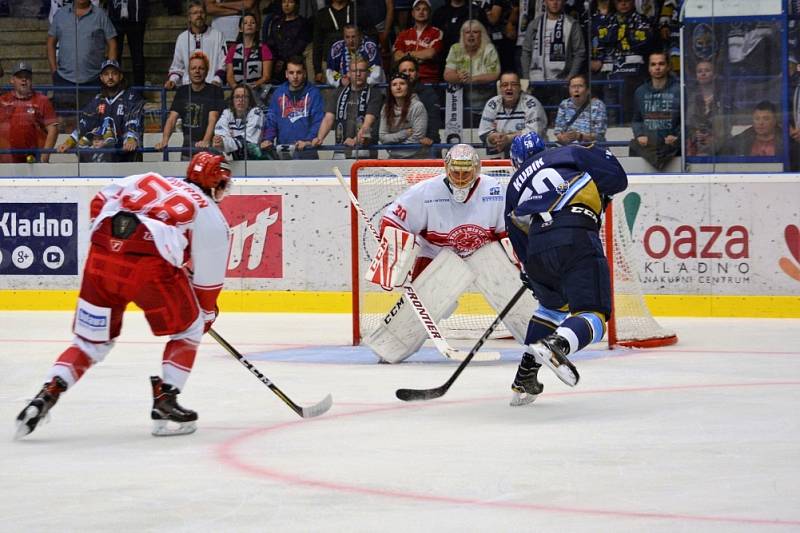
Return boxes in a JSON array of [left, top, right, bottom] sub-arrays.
[[334, 166, 500, 362], [208, 328, 333, 418], [396, 284, 528, 402]]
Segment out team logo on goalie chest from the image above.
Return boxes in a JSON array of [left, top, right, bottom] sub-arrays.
[[448, 224, 490, 256]]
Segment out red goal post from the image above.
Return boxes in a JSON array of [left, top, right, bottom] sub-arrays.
[[349, 159, 677, 349]]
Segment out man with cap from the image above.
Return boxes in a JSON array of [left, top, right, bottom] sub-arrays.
[[57, 59, 144, 163], [0, 62, 59, 163], [393, 0, 444, 84]]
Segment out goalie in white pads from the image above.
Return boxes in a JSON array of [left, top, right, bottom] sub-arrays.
[[364, 143, 533, 363], [14, 151, 232, 439]]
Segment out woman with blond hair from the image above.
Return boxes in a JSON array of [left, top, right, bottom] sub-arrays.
[[443, 19, 500, 128], [379, 72, 428, 159]]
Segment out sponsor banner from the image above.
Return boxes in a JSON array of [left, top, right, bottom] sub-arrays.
[[222, 195, 283, 278], [621, 181, 800, 294], [0, 203, 79, 275]]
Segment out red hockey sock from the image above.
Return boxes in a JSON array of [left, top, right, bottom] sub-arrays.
[[53, 346, 94, 383]]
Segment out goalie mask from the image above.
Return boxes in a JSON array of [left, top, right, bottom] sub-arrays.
[[186, 150, 232, 203], [444, 144, 480, 203]]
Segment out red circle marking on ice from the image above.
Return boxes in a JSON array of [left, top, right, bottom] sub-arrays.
[[215, 381, 800, 527]]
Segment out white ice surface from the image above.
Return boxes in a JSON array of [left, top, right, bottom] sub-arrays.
[[1, 312, 799, 532]]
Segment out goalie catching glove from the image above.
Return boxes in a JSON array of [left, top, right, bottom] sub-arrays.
[[365, 226, 419, 291]]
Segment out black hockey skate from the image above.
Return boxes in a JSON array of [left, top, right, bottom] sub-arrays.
[[510, 352, 544, 406], [150, 376, 197, 436], [529, 334, 580, 387], [14, 376, 67, 439]]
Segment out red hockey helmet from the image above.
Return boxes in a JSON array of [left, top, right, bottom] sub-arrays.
[[186, 150, 232, 202]]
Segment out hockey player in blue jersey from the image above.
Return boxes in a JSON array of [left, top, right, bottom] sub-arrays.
[[505, 131, 628, 406]]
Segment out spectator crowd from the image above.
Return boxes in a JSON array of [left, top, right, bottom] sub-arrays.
[[0, 0, 798, 170]]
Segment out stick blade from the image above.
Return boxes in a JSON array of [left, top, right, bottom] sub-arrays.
[[395, 387, 446, 402], [300, 393, 333, 418], [446, 350, 501, 362]]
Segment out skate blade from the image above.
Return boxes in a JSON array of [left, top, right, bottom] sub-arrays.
[[151, 419, 197, 437], [509, 390, 538, 407], [530, 345, 580, 387]]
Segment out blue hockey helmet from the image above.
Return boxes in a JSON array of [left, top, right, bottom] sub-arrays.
[[510, 132, 545, 170]]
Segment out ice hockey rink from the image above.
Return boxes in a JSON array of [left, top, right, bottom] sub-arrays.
[[1, 311, 798, 532]]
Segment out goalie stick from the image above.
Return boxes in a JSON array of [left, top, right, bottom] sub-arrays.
[[396, 285, 527, 401], [334, 166, 501, 363], [208, 328, 333, 418]]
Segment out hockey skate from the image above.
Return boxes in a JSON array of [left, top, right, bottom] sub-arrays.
[[150, 376, 197, 437], [510, 352, 544, 406], [14, 376, 67, 439], [528, 334, 580, 387]]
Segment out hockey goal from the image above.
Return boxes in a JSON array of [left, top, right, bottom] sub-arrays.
[[349, 159, 677, 349]]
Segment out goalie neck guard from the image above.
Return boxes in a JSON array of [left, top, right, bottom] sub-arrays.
[[444, 144, 480, 203], [186, 150, 232, 203]]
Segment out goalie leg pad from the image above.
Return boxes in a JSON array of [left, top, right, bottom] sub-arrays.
[[465, 241, 539, 344], [363, 249, 476, 363]]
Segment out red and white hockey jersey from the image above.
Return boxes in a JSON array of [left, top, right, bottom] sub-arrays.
[[381, 174, 507, 260], [90, 172, 230, 307]]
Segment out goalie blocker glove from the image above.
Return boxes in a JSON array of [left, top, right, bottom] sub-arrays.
[[365, 226, 419, 291]]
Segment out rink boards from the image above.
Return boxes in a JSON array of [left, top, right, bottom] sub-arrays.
[[0, 174, 798, 317]]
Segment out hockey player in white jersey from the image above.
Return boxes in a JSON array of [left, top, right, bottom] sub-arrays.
[[15, 151, 232, 439], [364, 144, 536, 363]]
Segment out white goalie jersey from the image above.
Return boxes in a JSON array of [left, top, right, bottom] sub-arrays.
[[380, 173, 507, 260]]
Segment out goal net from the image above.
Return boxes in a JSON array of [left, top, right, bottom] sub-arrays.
[[349, 159, 677, 349]]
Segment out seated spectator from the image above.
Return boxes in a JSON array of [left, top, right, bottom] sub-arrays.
[[261, 56, 324, 160], [521, 0, 586, 112], [392, 0, 443, 84], [0, 62, 59, 163], [213, 83, 264, 160], [686, 60, 731, 157], [47, 0, 117, 124], [379, 71, 428, 159], [312, 56, 383, 159], [397, 55, 442, 153], [56, 60, 144, 163], [553, 73, 607, 145], [628, 51, 680, 170], [443, 19, 501, 128], [478, 71, 547, 157], [725, 101, 784, 158], [263, 0, 312, 84], [326, 24, 384, 88], [166, 1, 227, 89], [205, 0, 259, 44], [108, 0, 148, 90], [226, 11, 273, 103], [155, 51, 225, 160], [312, 0, 356, 84]]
